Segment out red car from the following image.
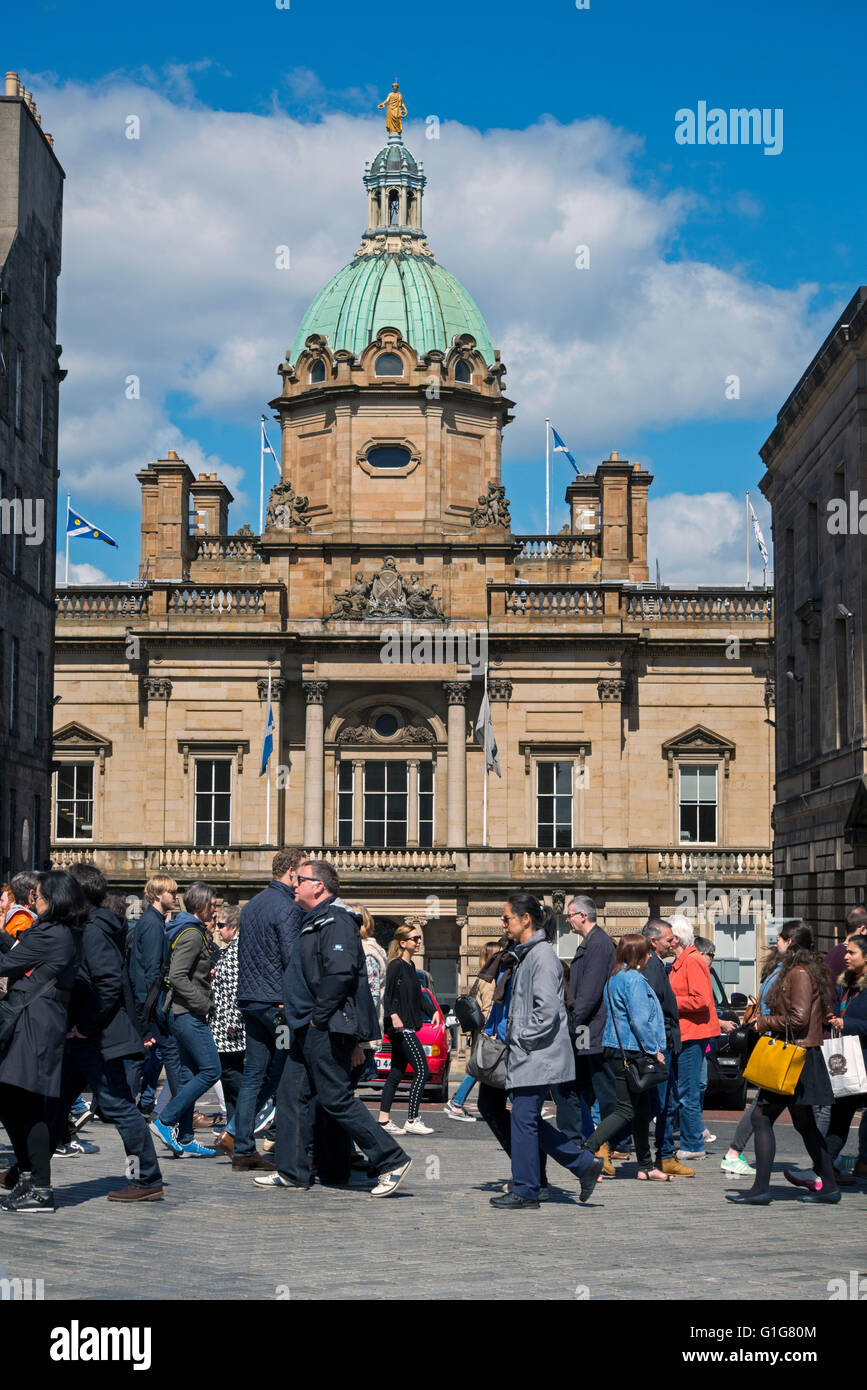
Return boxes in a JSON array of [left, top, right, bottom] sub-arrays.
[[372, 979, 451, 1102]]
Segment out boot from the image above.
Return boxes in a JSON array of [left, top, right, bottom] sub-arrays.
[[661, 1156, 695, 1178], [597, 1143, 616, 1177]]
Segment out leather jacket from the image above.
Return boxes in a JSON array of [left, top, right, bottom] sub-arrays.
[[754, 963, 825, 1047]]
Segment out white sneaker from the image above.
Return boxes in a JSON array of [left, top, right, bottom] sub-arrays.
[[379, 1120, 405, 1135], [676, 1149, 706, 1161], [444, 1102, 477, 1123], [702, 1128, 717, 1144], [404, 1118, 435, 1135], [720, 1154, 755, 1177], [540, 1107, 556, 1121], [370, 1157, 412, 1197]]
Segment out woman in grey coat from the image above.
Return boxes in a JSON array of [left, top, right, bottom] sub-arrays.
[[490, 893, 604, 1211]]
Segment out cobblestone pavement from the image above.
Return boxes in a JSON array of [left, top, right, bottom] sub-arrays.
[[1, 1098, 864, 1301]]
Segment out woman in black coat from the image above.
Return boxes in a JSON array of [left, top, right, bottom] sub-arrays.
[[0, 871, 87, 1213]]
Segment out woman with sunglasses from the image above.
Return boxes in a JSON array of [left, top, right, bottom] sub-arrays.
[[378, 924, 435, 1136]]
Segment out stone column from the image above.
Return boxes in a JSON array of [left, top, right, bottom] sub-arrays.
[[302, 681, 328, 847], [443, 682, 470, 848], [399, 186, 408, 226], [407, 759, 420, 846], [352, 759, 364, 847]]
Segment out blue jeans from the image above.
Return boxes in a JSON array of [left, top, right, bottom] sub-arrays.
[[649, 1047, 679, 1160], [233, 1004, 287, 1155], [676, 1039, 708, 1153], [46, 1038, 163, 1187], [451, 1073, 477, 1108], [510, 1086, 595, 1201], [161, 1012, 221, 1143]]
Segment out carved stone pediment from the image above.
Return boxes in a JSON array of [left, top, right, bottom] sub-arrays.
[[328, 556, 444, 621], [335, 706, 435, 746], [53, 722, 113, 775], [661, 724, 736, 779]]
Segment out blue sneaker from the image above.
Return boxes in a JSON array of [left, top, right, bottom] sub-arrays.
[[178, 1139, 217, 1157], [253, 1102, 276, 1135], [68, 1137, 100, 1155], [69, 1095, 89, 1117], [149, 1118, 184, 1156]]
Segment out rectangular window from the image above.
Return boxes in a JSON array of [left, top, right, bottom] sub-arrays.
[[34, 650, 43, 743], [9, 636, 18, 733], [55, 763, 94, 840], [39, 377, 48, 458], [8, 788, 16, 867], [33, 794, 41, 870], [14, 346, 23, 432], [364, 760, 407, 848], [42, 257, 50, 317], [836, 617, 850, 748], [194, 759, 231, 847], [337, 760, 353, 847], [536, 761, 573, 848], [679, 764, 718, 843], [418, 761, 434, 848], [11, 484, 22, 576]]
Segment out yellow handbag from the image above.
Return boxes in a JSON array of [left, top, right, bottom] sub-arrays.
[[743, 1020, 807, 1096]]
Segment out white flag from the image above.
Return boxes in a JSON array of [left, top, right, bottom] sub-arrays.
[[474, 691, 501, 778], [749, 500, 770, 568]]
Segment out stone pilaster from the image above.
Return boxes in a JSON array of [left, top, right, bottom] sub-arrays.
[[302, 680, 328, 845]]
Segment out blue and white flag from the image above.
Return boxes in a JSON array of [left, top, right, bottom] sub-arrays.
[[748, 499, 770, 569], [474, 688, 501, 778], [260, 699, 274, 777], [551, 426, 577, 472], [261, 417, 281, 475], [66, 504, 118, 548]]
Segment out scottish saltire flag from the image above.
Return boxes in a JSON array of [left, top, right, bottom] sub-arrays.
[[749, 500, 770, 568], [261, 418, 281, 474], [551, 426, 577, 472], [66, 505, 118, 548], [260, 700, 275, 777], [474, 689, 501, 778]]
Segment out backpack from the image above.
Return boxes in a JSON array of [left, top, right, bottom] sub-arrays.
[[143, 922, 207, 1021]]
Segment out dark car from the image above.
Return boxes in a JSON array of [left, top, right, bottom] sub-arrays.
[[705, 967, 749, 1109]]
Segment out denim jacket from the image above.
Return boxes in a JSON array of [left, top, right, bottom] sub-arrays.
[[601, 969, 666, 1055]]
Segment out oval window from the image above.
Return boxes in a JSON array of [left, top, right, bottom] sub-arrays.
[[454, 360, 471, 383], [309, 360, 325, 384], [375, 353, 403, 377], [374, 712, 399, 737], [366, 445, 412, 470]]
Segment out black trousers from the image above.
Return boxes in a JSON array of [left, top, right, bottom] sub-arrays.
[[218, 1052, 245, 1122], [477, 1082, 548, 1185], [0, 1082, 52, 1188], [45, 1039, 163, 1187], [275, 1024, 407, 1186]]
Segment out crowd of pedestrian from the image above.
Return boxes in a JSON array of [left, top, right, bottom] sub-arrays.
[[0, 856, 864, 1213]]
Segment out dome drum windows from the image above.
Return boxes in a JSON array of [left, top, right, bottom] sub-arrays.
[[374, 352, 404, 377], [309, 360, 326, 384], [356, 436, 421, 479], [453, 360, 472, 384]]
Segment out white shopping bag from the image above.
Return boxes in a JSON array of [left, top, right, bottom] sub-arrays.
[[821, 1036, 867, 1098]]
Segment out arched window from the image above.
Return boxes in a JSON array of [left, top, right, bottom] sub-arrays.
[[366, 444, 412, 469], [374, 353, 403, 378], [309, 360, 326, 384], [454, 360, 472, 383]]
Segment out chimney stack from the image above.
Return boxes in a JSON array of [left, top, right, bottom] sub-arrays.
[[5, 72, 19, 96]]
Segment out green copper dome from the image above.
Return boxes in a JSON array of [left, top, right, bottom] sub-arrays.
[[290, 251, 495, 364]]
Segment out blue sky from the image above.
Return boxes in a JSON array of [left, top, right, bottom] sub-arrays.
[[7, 0, 864, 583]]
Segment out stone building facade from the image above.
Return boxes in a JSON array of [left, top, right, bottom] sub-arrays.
[[760, 286, 867, 947], [52, 131, 774, 1014], [0, 73, 64, 875]]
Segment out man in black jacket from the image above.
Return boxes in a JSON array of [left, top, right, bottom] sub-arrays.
[[43, 863, 164, 1202], [555, 895, 619, 1150], [230, 848, 304, 1170], [642, 918, 692, 1177], [126, 874, 184, 1116], [257, 859, 411, 1198]]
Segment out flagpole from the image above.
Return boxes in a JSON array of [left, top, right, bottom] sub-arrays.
[[265, 663, 272, 846], [745, 491, 750, 589], [259, 417, 265, 535], [482, 664, 488, 848], [64, 492, 70, 584], [545, 418, 550, 536]]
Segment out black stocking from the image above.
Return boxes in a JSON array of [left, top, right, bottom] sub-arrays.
[[748, 1097, 785, 1195], [790, 1104, 838, 1191]]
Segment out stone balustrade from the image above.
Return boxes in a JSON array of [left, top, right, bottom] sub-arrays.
[[193, 535, 260, 562], [657, 849, 773, 876], [497, 584, 605, 617], [513, 534, 600, 561], [168, 585, 267, 615], [625, 590, 773, 622], [56, 587, 150, 619]]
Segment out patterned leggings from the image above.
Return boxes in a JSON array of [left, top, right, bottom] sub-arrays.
[[381, 1028, 430, 1120]]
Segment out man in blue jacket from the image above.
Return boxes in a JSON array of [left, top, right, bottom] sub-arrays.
[[230, 848, 304, 1171], [255, 859, 411, 1198], [126, 874, 184, 1115], [43, 863, 165, 1202]]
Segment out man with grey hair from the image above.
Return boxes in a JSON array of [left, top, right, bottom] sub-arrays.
[[669, 913, 718, 1160], [642, 919, 692, 1176], [555, 894, 619, 1170]]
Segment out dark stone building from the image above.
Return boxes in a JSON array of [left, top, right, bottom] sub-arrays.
[[0, 73, 64, 873], [760, 287, 867, 946]]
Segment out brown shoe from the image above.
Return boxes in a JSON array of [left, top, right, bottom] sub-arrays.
[[597, 1143, 616, 1177], [193, 1112, 213, 1130], [661, 1157, 695, 1178], [262, 1136, 276, 1153], [214, 1131, 234, 1156], [107, 1182, 164, 1202], [232, 1153, 276, 1172]]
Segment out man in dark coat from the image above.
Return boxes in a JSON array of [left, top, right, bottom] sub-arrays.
[[43, 863, 164, 1202], [554, 895, 618, 1147], [126, 874, 184, 1115], [258, 859, 411, 1198], [230, 848, 303, 1169]]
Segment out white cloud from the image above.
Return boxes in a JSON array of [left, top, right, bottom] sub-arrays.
[[56, 553, 111, 585], [648, 492, 773, 586], [29, 76, 827, 523]]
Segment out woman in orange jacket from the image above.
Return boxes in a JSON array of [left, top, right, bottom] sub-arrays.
[[668, 918, 719, 1160]]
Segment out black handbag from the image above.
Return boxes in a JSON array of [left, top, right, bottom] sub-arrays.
[[605, 981, 669, 1093], [0, 971, 60, 1059], [465, 1030, 507, 1088], [453, 993, 484, 1034]]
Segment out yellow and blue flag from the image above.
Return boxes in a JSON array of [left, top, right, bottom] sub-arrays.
[[67, 504, 118, 548]]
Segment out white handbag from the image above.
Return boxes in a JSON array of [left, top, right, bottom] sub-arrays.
[[821, 1035, 867, 1098]]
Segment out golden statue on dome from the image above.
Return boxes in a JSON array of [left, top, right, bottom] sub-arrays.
[[378, 82, 407, 135]]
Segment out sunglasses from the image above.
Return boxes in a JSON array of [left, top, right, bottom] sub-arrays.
[[407, 935, 422, 943], [295, 874, 321, 884]]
